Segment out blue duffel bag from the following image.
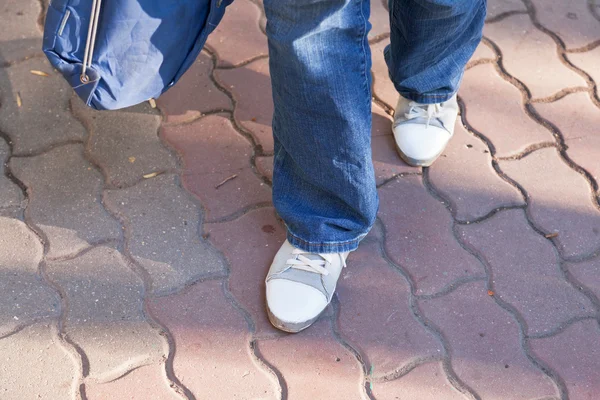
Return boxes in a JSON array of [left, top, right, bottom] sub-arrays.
[[43, 0, 232, 110]]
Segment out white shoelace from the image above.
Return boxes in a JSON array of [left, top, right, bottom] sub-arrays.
[[404, 102, 442, 128], [285, 249, 346, 276]]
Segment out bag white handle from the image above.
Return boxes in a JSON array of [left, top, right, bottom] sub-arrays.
[[81, 0, 103, 83]]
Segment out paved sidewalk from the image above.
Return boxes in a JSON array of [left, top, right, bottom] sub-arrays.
[[1, 0, 600, 399]]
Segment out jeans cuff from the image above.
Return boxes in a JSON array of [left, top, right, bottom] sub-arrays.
[[286, 228, 368, 254], [398, 90, 456, 104]]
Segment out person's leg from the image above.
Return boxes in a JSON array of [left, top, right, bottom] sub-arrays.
[[387, 0, 486, 166]]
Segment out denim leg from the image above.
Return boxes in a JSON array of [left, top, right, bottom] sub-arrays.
[[263, 0, 378, 253], [385, 0, 487, 103]]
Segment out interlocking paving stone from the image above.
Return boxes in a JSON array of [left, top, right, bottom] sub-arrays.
[[532, 0, 600, 50], [530, 320, 600, 400], [104, 173, 226, 296], [214, 58, 274, 153], [0, 58, 87, 155], [255, 155, 274, 183], [369, 0, 389, 41], [0, 0, 42, 65], [0, 322, 74, 400], [10, 144, 121, 259], [258, 318, 363, 400], [567, 47, 600, 98], [371, 40, 397, 109], [161, 114, 271, 220], [149, 279, 277, 399], [156, 51, 232, 125], [336, 239, 443, 378], [500, 148, 600, 259], [484, 14, 587, 99], [206, 0, 268, 67], [379, 175, 484, 296], [419, 281, 558, 400], [85, 364, 179, 400], [459, 63, 555, 157], [534, 92, 600, 186], [486, 0, 527, 20], [428, 124, 524, 221], [0, 139, 22, 212], [372, 361, 466, 400], [71, 97, 178, 189], [458, 209, 594, 335], [47, 245, 164, 382], [205, 207, 286, 337], [0, 216, 59, 337], [467, 41, 497, 68], [566, 255, 600, 302]]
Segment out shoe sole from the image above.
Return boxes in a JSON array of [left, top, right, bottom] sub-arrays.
[[396, 144, 444, 168], [266, 305, 325, 333]]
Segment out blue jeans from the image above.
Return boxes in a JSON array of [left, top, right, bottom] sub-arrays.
[[263, 0, 486, 253]]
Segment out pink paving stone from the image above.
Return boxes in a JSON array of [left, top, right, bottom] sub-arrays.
[[86, 364, 179, 400], [532, 0, 600, 50], [258, 318, 363, 400], [533, 92, 600, 186], [371, 40, 398, 109], [458, 209, 593, 335], [214, 58, 274, 153], [205, 207, 286, 337], [567, 47, 600, 98], [149, 279, 277, 399], [369, 0, 389, 41], [336, 239, 443, 378], [156, 51, 232, 125], [530, 320, 600, 400], [466, 42, 497, 69], [161, 114, 272, 221], [0, 0, 42, 64], [459, 63, 555, 157], [378, 174, 485, 296], [484, 14, 587, 99], [255, 155, 274, 183], [428, 123, 524, 221], [499, 147, 600, 258], [372, 361, 466, 400], [206, 0, 268, 67], [566, 255, 600, 303], [419, 281, 558, 400], [486, 0, 527, 21], [0, 140, 22, 211]]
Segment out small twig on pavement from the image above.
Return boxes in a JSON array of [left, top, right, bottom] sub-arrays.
[[215, 174, 238, 189]]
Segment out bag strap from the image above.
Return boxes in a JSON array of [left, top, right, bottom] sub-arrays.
[[81, 0, 103, 83]]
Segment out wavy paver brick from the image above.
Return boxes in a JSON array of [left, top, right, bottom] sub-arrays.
[[458, 209, 594, 335], [459, 63, 555, 157], [369, 0, 389, 41], [567, 47, 600, 99], [419, 281, 559, 400], [10, 144, 121, 259], [0, 139, 22, 212], [0, 216, 59, 337], [255, 155, 274, 183], [530, 320, 600, 400], [379, 175, 485, 295], [258, 318, 363, 400], [214, 58, 274, 153], [532, 0, 600, 50], [0, 59, 87, 155], [156, 51, 232, 125], [0, 322, 74, 400], [104, 173, 226, 295], [486, 0, 527, 20], [429, 124, 524, 221], [371, 40, 397, 109], [205, 207, 286, 337], [206, 0, 268, 67], [500, 147, 600, 259], [484, 14, 587, 99], [466, 41, 497, 68], [336, 239, 443, 379], [566, 255, 600, 303], [534, 92, 600, 186], [71, 97, 178, 189], [162, 114, 272, 221], [0, 0, 42, 65], [86, 364, 179, 400], [150, 279, 277, 399], [47, 245, 164, 382], [372, 361, 467, 400]]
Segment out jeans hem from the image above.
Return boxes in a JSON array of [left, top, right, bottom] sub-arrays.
[[286, 229, 368, 254], [397, 90, 456, 104]]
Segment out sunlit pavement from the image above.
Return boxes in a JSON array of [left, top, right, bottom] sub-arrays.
[[1, 1, 599, 399]]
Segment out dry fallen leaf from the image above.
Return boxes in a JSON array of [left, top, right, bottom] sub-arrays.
[[143, 172, 160, 179], [30, 70, 50, 77], [148, 98, 157, 108], [545, 232, 559, 239], [487, 290, 494, 296], [128, 156, 136, 163], [16, 92, 22, 107]]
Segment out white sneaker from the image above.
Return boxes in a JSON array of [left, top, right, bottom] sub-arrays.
[[265, 240, 348, 333], [393, 94, 459, 167]]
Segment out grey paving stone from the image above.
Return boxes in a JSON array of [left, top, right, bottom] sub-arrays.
[[0, 138, 23, 213], [71, 97, 178, 188], [0, 0, 42, 65], [104, 174, 227, 295], [9, 144, 121, 259], [0, 58, 87, 155], [0, 322, 74, 400], [46, 245, 164, 382], [0, 216, 59, 337]]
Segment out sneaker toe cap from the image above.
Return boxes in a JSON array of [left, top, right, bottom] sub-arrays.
[[266, 279, 328, 324], [393, 124, 451, 161]]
